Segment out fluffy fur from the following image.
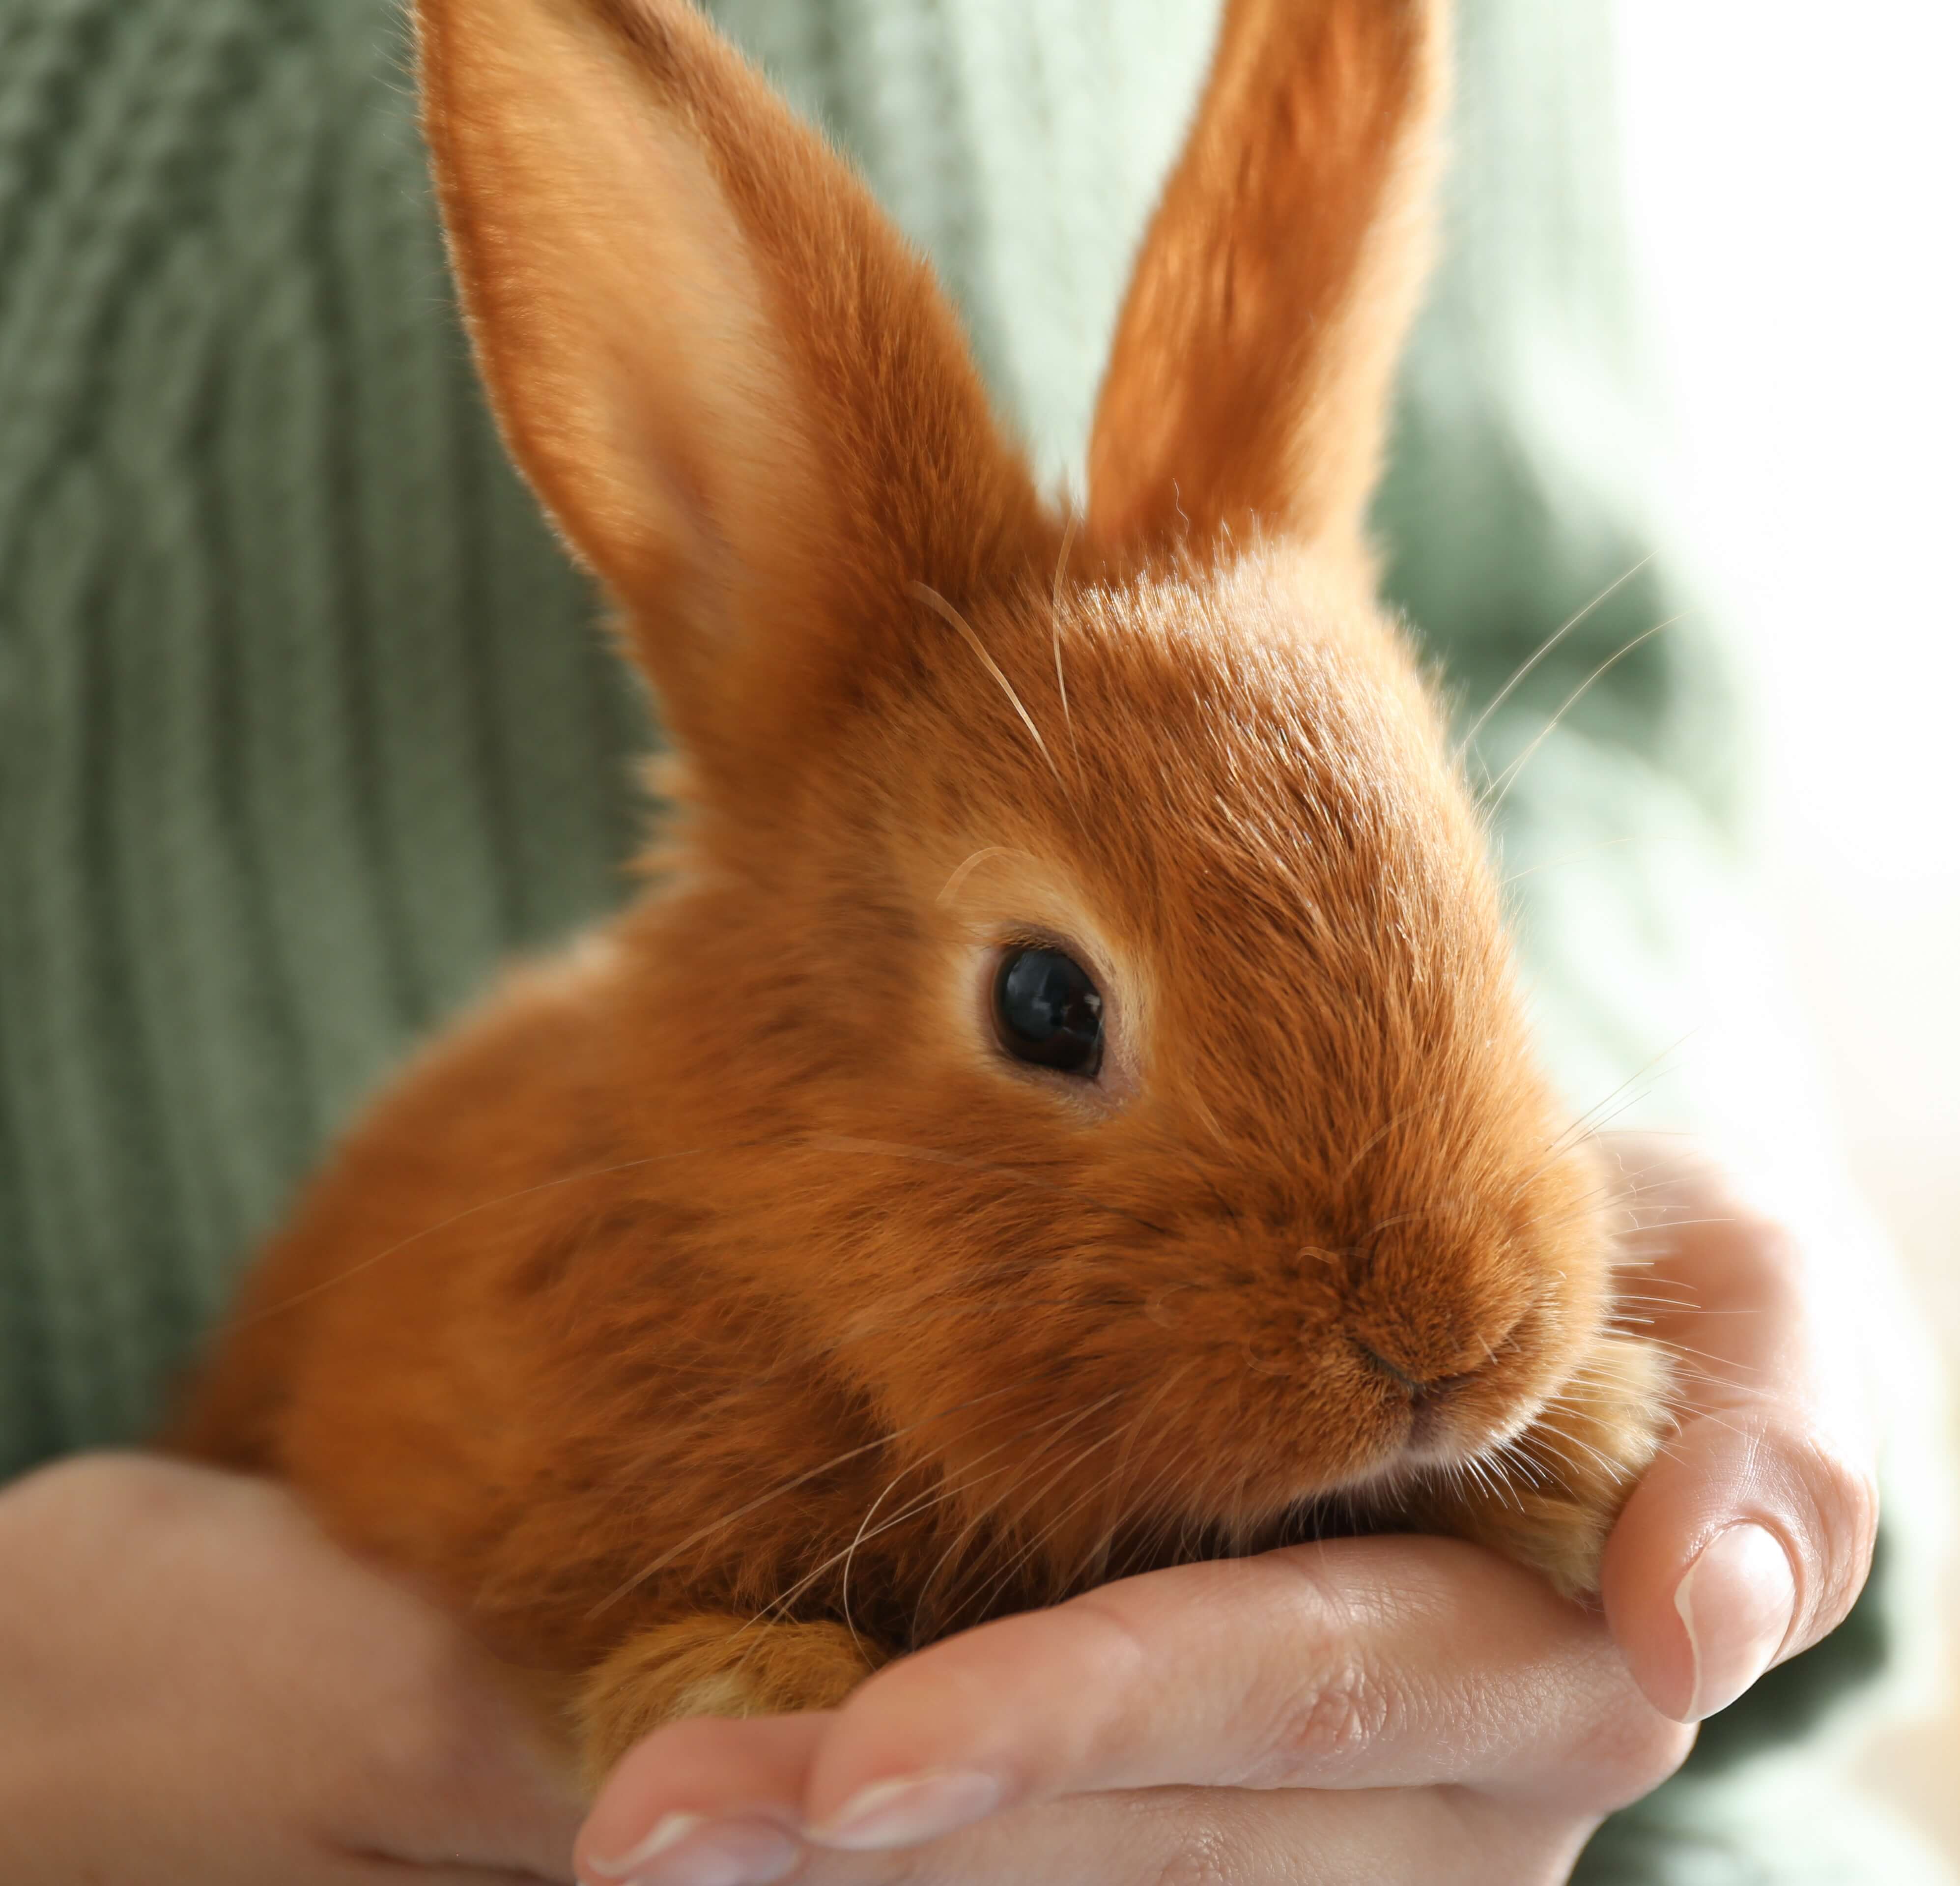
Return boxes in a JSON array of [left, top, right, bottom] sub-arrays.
[[172, 0, 1671, 1778]]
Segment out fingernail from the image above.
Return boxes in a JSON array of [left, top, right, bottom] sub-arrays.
[[1673, 1523, 1797, 1721], [808, 1768, 1002, 1852], [585, 1813, 708, 1879], [585, 1813, 800, 1886]]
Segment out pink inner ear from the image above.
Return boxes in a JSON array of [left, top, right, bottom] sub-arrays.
[[424, 0, 829, 611], [419, 0, 1047, 775]]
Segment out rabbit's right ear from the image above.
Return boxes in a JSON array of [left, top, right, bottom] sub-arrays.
[[1086, 0, 1447, 571], [415, 0, 1044, 784]]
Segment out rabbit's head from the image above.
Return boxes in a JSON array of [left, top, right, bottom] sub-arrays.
[[418, 0, 1620, 1588]]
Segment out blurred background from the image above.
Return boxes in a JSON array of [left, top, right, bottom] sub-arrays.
[[1615, 0, 1960, 1856]]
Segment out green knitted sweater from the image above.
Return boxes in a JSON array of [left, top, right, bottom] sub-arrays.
[[0, 1, 1943, 1879]]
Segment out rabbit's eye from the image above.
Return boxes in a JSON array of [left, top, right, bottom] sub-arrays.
[[994, 946, 1104, 1077]]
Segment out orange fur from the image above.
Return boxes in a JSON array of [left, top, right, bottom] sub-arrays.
[[171, 0, 1668, 1772], [1086, 0, 1443, 572]]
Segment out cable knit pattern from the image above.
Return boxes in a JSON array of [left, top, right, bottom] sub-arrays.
[[0, 0, 644, 1463]]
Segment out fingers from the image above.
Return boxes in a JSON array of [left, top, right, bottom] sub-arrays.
[[579, 1716, 830, 1883], [796, 1541, 1684, 1838], [584, 1750, 1599, 1886], [786, 1783, 1592, 1886], [327, 1866, 573, 1886], [1595, 1137, 1882, 1722], [576, 1537, 1688, 1881]]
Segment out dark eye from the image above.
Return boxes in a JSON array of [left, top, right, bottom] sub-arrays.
[[993, 946, 1104, 1077]]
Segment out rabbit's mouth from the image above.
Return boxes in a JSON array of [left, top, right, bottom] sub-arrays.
[[1201, 1291, 1590, 1529], [1351, 1297, 1561, 1462]]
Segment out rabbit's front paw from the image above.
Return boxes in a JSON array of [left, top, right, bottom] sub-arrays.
[[577, 1614, 885, 1782], [1418, 1334, 1676, 1597]]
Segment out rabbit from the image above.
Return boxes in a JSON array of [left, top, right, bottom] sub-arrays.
[[171, 0, 1674, 1780]]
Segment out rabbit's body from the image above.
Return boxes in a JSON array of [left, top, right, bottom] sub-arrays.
[[175, 0, 1670, 1776]]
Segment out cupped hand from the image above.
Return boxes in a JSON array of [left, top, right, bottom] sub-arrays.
[[0, 1452, 585, 1884], [574, 1134, 1882, 1884], [1597, 1133, 1881, 1723], [576, 1538, 1691, 1885]]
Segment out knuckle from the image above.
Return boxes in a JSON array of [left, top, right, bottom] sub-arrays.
[[1125, 1790, 1244, 1886], [1266, 1647, 1394, 1779], [1148, 1827, 1237, 1886]]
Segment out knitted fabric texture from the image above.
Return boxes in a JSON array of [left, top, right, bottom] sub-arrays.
[[0, 0, 647, 1463]]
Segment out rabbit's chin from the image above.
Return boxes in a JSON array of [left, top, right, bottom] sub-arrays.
[[1220, 1400, 1551, 1537], [1229, 1329, 1674, 1597], [1136, 1319, 1632, 1552]]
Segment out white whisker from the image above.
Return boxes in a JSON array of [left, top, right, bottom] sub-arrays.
[[1051, 512, 1080, 766], [910, 581, 1061, 782], [1453, 552, 1659, 765], [1480, 614, 1686, 813]]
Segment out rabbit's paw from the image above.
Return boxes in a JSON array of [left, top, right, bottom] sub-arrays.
[[577, 1615, 885, 1781], [1418, 1334, 1676, 1598]]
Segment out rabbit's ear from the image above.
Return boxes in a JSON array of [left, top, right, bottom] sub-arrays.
[[416, 0, 1043, 777], [1085, 0, 1446, 567]]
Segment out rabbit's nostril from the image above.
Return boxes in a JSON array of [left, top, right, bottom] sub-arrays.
[[1353, 1340, 1436, 1399], [1352, 1340, 1477, 1406]]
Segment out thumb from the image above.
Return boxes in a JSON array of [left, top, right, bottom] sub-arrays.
[[1596, 1140, 1880, 1722]]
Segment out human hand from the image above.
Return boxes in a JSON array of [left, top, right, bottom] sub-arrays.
[[1595, 1133, 1881, 1724], [573, 1537, 1692, 1885], [0, 1452, 584, 1884], [571, 1135, 1881, 1884]]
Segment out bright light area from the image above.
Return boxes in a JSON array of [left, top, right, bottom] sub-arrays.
[[1615, 0, 1960, 1854], [1615, 0, 1960, 1134], [1617, 3, 1960, 877]]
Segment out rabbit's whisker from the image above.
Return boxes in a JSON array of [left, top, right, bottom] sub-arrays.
[[586, 1381, 1032, 1619], [943, 1425, 1137, 1629], [844, 1386, 1130, 1644], [738, 1388, 1126, 1649], [1479, 614, 1688, 814], [1052, 510, 1081, 768], [1333, 1093, 1453, 1191], [1514, 1032, 1697, 1200], [742, 1455, 1000, 1651], [936, 846, 1032, 909], [927, 1388, 1154, 1624], [910, 581, 1062, 784], [1452, 551, 1658, 767], [1502, 833, 1641, 888]]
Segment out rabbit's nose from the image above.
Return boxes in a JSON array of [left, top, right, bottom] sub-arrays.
[[1346, 1296, 1526, 1400], [1352, 1339, 1477, 1403]]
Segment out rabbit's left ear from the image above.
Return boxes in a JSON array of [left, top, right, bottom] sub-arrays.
[[1085, 0, 1448, 572], [416, 0, 1045, 786]]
